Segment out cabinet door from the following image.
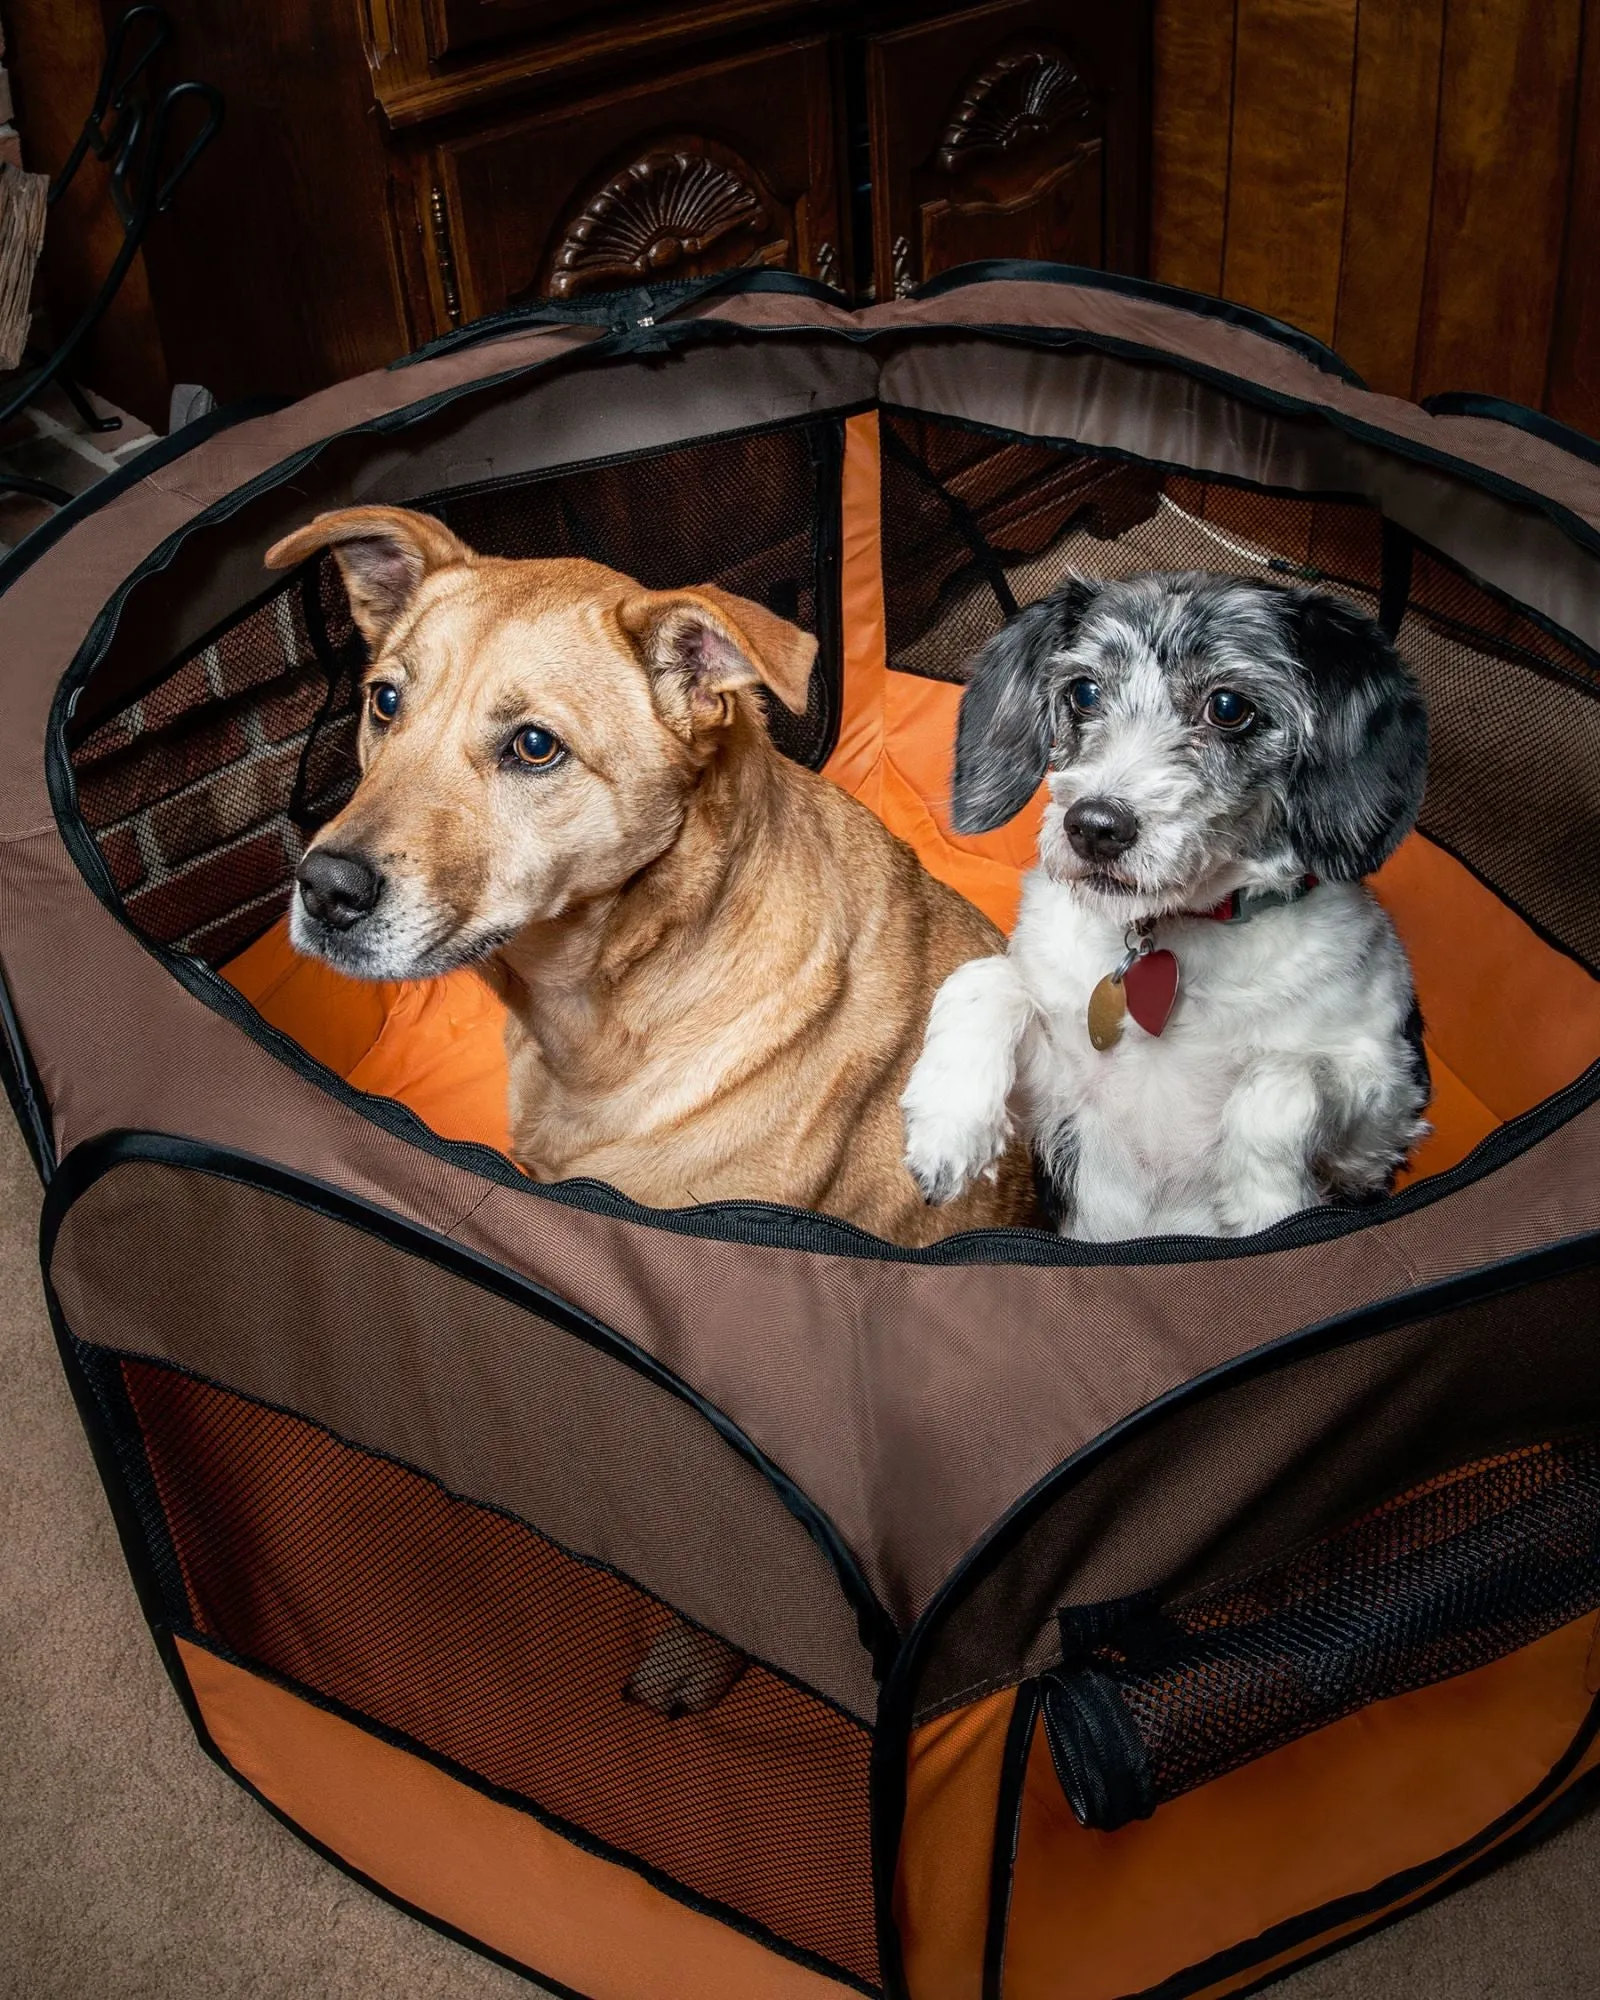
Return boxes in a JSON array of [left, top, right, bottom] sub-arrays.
[[866, 0, 1150, 300], [422, 0, 633, 60], [426, 39, 844, 326]]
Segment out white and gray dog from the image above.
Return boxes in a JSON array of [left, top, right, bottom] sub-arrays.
[[901, 571, 1431, 1240]]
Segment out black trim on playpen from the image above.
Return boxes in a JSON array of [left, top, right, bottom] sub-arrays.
[[0, 395, 291, 603], [867, 1230, 1600, 1998], [0, 959, 54, 1183], [395, 267, 851, 371], [909, 260, 1370, 387], [390, 258, 1370, 393], [1421, 391, 1600, 471], [981, 1681, 1040, 2000]]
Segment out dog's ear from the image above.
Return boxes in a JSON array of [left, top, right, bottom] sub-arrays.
[[1279, 590, 1429, 879], [265, 506, 473, 649], [952, 581, 1097, 833], [620, 585, 817, 728]]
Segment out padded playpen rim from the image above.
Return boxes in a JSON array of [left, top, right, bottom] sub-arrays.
[[0, 267, 1594, 1254]]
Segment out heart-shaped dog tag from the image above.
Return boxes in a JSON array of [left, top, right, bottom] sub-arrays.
[[1123, 948, 1179, 1036]]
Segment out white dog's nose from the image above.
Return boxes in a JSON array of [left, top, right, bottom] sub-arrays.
[[1064, 797, 1139, 862]]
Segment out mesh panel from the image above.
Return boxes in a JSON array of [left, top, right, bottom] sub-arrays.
[[116, 1352, 878, 1987], [70, 562, 363, 966], [1042, 1438, 1600, 1830], [880, 409, 1600, 970], [1400, 550, 1600, 968], [69, 418, 841, 967]]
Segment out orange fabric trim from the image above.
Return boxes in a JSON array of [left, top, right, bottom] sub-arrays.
[[895, 1688, 1016, 2000], [1190, 1719, 1600, 1999], [1370, 835, 1600, 1125], [176, 1638, 857, 2000], [994, 1614, 1598, 2000], [825, 410, 888, 812], [224, 920, 513, 1155]]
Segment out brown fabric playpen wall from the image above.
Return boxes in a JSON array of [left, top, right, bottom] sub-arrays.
[[0, 268, 1596, 2000]]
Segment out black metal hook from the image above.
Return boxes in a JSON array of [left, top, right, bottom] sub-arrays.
[[49, 5, 175, 208]]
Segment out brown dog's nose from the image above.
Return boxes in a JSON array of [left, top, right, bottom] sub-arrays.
[[1064, 797, 1139, 862], [297, 847, 381, 930]]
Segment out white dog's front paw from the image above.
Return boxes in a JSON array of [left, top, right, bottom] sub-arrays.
[[901, 1074, 1011, 1207]]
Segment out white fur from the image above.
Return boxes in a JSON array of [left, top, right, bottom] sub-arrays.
[[904, 870, 1427, 1242], [905, 571, 1430, 1242]]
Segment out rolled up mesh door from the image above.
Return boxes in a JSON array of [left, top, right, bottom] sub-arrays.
[[893, 1243, 1600, 2000], [44, 1137, 886, 1995], [1040, 1433, 1600, 1829]]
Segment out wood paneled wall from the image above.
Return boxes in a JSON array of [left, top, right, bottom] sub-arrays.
[[1150, 0, 1600, 434]]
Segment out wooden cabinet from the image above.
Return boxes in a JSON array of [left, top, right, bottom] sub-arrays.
[[433, 38, 843, 323], [423, 0, 634, 62], [866, 0, 1149, 301], [10, 2, 1151, 421]]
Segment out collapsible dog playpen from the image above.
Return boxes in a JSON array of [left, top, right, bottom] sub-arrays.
[[1, 266, 1598, 2000]]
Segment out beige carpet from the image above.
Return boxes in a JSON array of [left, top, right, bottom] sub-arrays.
[[1, 1108, 1594, 1998]]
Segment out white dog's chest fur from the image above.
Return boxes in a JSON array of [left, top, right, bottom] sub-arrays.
[[895, 865, 1426, 1241], [1011, 874, 1418, 1236]]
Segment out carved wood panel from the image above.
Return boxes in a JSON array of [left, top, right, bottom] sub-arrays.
[[545, 141, 784, 300], [867, 0, 1149, 299], [433, 38, 840, 324]]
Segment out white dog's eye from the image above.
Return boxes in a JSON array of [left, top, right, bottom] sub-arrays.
[[1204, 688, 1256, 732], [507, 725, 565, 770], [368, 681, 400, 724], [1068, 678, 1102, 715]]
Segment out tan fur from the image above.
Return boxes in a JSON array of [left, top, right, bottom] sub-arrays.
[[267, 507, 1037, 1247]]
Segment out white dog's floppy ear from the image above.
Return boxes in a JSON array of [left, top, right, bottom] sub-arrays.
[[265, 506, 474, 649], [620, 584, 817, 729], [1280, 590, 1429, 880], [952, 580, 1098, 833]]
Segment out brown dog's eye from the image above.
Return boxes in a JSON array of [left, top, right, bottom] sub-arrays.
[[1204, 688, 1256, 732], [508, 725, 564, 769], [368, 681, 400, 724]]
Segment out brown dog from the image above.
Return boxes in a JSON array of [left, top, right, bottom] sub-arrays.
[[266, 505, 1036, 1243], [265, 505, 1037, 1716]]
